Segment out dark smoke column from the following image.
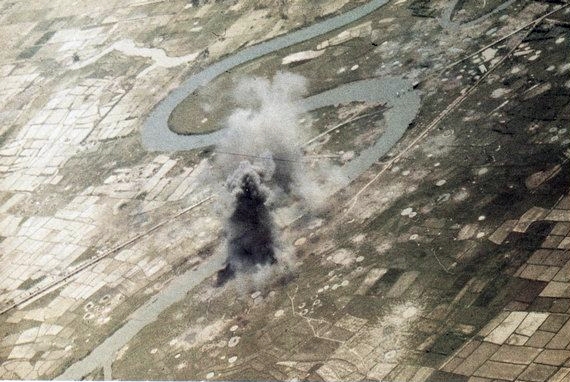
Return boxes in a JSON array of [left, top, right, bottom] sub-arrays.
[[216, 161, 277, 286]]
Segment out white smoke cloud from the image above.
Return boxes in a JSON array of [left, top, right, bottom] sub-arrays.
[[215, 71, 341, 210], [214, 71, 332, 288]]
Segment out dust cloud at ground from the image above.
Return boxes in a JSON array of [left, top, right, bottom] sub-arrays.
[[214, 72, 330, 287]]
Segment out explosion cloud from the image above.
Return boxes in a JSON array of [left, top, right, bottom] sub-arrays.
[[215, 72, 311, 286], [216, 160, 278, 285]]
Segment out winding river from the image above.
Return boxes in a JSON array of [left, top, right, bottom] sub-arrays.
[[57, 0, 519, 378], [59, 1, 402, 379], [142, 0, 392, 151]]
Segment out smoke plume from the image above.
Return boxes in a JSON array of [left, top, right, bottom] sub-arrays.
[[216, 72, 308, 193], [216, 160, 278, 285], [215, 72, 315, 286]]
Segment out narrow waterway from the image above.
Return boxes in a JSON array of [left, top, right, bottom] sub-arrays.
[[440, 0, 517, 30], [142, 0, 391, 151], [58, 0, 416, 379], [301, 76, 420, 183], [56, 250, 226, 380], [145, 75, 420, 187]]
